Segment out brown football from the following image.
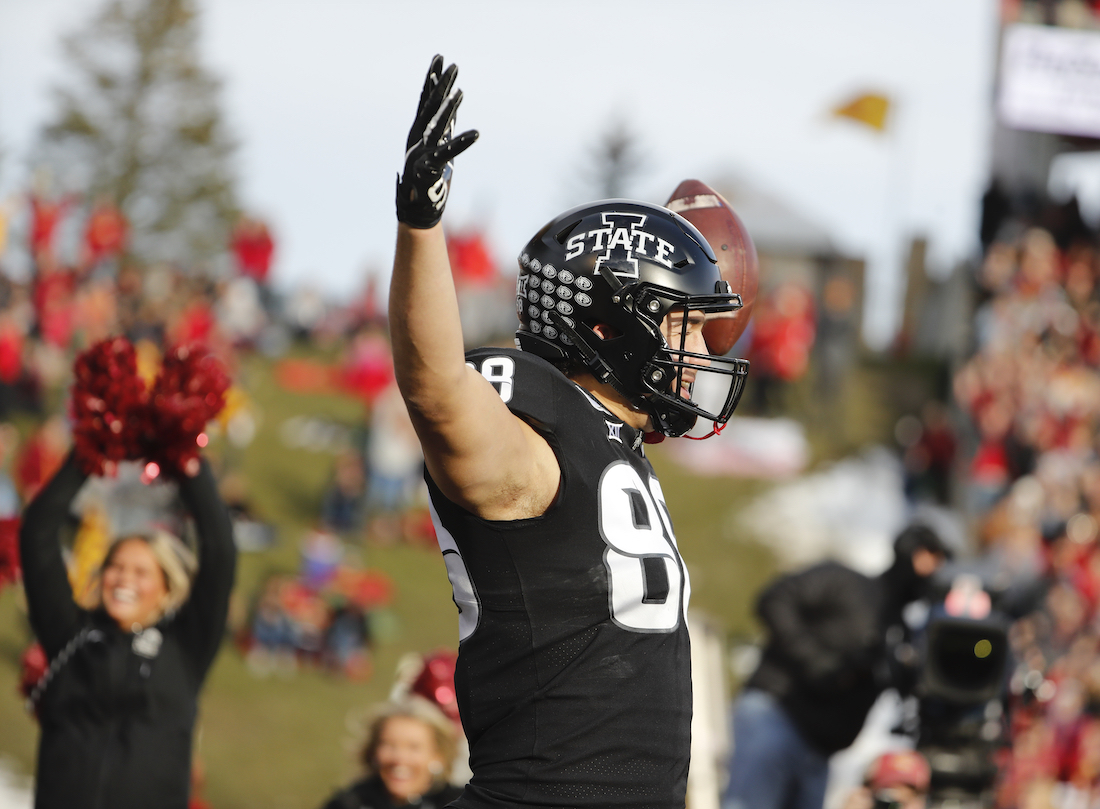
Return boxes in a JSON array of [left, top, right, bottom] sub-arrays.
[[665, 179, 758, 355]]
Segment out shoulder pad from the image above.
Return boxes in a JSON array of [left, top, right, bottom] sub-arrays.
[[464, 346, 589, 431]]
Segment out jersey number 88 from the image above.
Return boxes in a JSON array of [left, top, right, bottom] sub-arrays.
[[599, 462, 688, 633]]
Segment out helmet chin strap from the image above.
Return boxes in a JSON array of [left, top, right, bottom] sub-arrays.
[[681, 421, 725, 441]]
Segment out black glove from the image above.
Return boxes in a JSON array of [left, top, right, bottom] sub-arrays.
[[396, 55, 479, 229]]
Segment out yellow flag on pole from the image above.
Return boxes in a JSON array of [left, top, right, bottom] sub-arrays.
[[832, 93, 891, 132]]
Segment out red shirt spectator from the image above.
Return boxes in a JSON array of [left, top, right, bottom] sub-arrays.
[[32, 263, 77, 349], [15, 416, 69, 503], [0, 316, 25, 384], [230, 216, 275, 284], [749, 282, 816, 382], [447, 229, 496, 286], [82, 200, 128, 267], [171, 299, 217, 346], [29, 193, 73, 262]]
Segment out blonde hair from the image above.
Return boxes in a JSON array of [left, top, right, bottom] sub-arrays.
[[359, 697, 458, 783], [90, 529, 199, 620]]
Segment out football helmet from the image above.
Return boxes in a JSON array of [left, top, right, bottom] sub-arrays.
[[515, 199, 750, 437]]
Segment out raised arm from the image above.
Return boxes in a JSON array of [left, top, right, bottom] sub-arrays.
[[390, 56, 558, 521], [174, 457, 236, 675], [19, 453, 87, 659]]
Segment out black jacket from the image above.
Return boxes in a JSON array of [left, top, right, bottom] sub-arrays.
[[318, 774, 464, 809], [19, 454, 236, 809], [746, 559, 912, 754]]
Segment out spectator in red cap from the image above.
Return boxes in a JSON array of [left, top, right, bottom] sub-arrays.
[[409, 650, 461, 727], [841, 751, 931, 809]]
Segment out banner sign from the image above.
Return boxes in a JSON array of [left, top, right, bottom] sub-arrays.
[[999, 23, 1100, 139]]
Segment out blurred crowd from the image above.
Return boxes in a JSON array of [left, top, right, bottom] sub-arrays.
[[241, 530, 394, 680], [947, 193, 1100, 807], [0, 184, 470, 695]]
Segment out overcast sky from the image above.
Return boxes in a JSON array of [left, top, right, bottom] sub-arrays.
[[0, 0, 1001, 346]]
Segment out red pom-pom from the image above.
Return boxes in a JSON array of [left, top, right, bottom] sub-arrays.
[[69, 337, 148, 476], [0, 517, 20, 591], [140, 343, 230, 476]]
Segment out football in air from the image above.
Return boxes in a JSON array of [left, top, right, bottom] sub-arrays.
[[665, 179, 758, 355]]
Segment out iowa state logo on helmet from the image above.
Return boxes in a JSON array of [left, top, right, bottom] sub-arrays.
[[563, 211, 681, 280]]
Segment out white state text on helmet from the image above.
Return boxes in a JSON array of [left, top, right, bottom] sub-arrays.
[[564, 212, 679, 274]]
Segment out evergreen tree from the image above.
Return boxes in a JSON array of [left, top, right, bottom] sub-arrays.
[[34, 0, 238, 267], [579, 120, 647, 201]]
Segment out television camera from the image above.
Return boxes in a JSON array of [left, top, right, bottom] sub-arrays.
[[903, 570, 1018, 808]]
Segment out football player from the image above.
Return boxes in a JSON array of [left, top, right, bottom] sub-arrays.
[[391, 55, 750, 809]]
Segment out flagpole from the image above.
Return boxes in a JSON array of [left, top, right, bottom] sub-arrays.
[[885, 94, 908, 352], [830, 91, 902, 351]]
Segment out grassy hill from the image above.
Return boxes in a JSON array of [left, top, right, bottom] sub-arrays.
[[0, 348, 912, 808]]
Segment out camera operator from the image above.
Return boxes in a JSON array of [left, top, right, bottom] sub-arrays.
[[722, 524, 951, 809]]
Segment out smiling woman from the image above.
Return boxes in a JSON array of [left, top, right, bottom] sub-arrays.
[[17, 450, 236, 809], [95, 529, 197, 630], [317, 697, 464, 809]]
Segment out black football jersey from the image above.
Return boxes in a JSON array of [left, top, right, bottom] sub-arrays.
[[427, 347, 692, 809]]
